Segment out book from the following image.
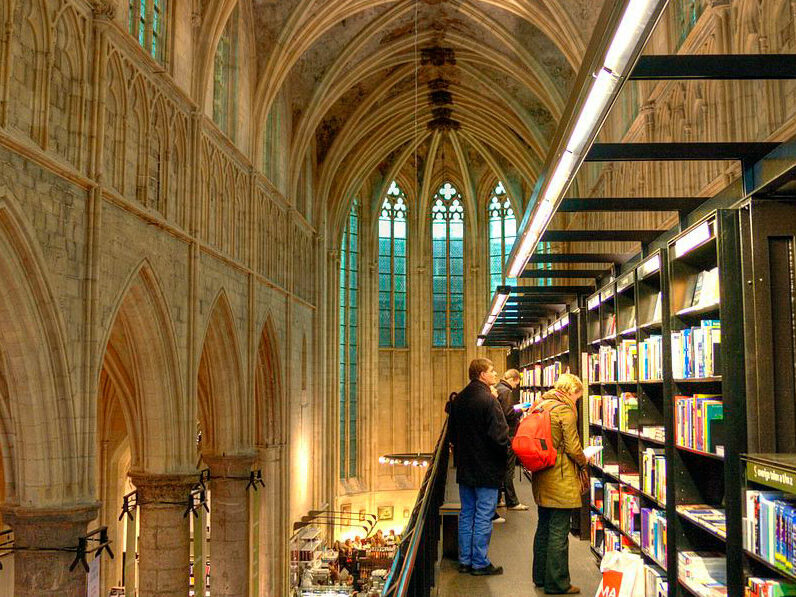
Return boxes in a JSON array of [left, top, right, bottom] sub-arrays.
[[641, 508, 667, 567]]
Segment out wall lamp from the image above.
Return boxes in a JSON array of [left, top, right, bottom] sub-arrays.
[[506, 0, 670, 279]]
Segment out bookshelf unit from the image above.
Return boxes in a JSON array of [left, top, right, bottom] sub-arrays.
[[518, 310, 578, 406], [587, 254, 671, 586], [587, 211, 748, 596]]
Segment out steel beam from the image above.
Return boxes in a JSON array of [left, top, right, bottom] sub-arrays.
[[527, 253, 627, 264], [520, 269, 609, 279], [585, 142, 779, 163], [507, 285, 594, 295], [558, 197, 704, 212], [630, 54, 796, 81], [540, 229, 660, 243]]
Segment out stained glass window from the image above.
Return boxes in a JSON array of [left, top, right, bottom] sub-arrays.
[[487, 181, 516, 298], [213, 8, 238, 140], [379, 182, 408, 348], [339, 201, 359, 478], [431, 182, 465, 347], [128, 0, 167, 63]]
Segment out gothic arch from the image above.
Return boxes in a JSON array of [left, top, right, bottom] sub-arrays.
[[254, 314, 285, 448], [103, 51, 126, 192], [197, 289, 247, 456], [99, 259, 188, 473], [0, 191, 77, 505]]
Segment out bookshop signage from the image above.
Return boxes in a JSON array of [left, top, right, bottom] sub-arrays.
[[746, 461, 796, 493]]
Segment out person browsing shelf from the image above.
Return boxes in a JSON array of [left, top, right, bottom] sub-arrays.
[[495, 368, 528, 511], [531, 373, 588, 595], [448, 358, 510, 576]]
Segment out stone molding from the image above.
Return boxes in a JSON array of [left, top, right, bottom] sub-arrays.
[[203, 452, 257, 478], [127, 472, 198, 505]]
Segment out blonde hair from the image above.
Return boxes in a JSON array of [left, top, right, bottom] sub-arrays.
[[554, 372, 583, 396], [503, 368, 520, 381]]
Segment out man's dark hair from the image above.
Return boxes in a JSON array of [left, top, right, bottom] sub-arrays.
[[468, 358, 494, 381]]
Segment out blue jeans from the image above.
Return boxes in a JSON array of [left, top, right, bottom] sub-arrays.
[[458, 484, 499, 569]]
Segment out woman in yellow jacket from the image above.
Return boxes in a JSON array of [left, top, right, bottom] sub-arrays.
[[531, 373, 588, 595]]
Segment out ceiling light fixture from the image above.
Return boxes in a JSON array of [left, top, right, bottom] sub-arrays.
[[505, 0, 669, 281], [479, 286, 511, 337]]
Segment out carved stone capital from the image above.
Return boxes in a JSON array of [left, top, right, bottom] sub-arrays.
[[0, 502, 100, 547], [128, 472, 198, 505], [203, 452, 257, 478]]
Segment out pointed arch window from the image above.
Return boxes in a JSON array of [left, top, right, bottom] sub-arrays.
[[128, 0, 167, 63], [379, 182, 408, 348], [213, 7, 238, 140], [339, 201, 359, 478], [487, 182, 517, 298], [432, 182, 465, 348]]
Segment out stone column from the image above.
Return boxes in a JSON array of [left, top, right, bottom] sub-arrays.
[[205, 454, 255, 597], [129, 473, 196, 597], [2, 503, 99, 597]]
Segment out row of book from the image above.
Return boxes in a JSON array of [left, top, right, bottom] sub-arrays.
[[645, 565, 667, 597], [589, 436, 604, 468], [746, 577, 796, 597], [588, 346, 620, 383], [519, 389, 543, 405], [639, 335, 663, 381], [641, 448, 666, 504], [641, 508, 667, 567], [520, 366, 542, 387], [677, 505, 727, 539], [542, 362, 563, 387], [618, 339, 638, 382], [681, 267, 720, 312], [678, 551, 727, 597], [674, 394, 724, 455], [744, 490, 796, 574], [589, 393, 638, 431], [671, 320, 721, 379]]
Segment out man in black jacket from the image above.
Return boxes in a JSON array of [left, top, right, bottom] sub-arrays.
[[448, 358, 509, 576], [496, 369, 528, 510]]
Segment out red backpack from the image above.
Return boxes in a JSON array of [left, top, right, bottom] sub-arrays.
[[511, 399, 569, 472]]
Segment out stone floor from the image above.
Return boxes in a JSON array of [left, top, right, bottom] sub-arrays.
[[436, 478, 602, 597]]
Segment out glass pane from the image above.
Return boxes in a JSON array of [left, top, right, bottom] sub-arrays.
[[394, 220, 406, 239], [379, 311, 390, 327], [394, 258, 406, 275], [432, 239, 447, 257], [450, 258, 463, 276], [433, 295, 447, 314], [394, 329, 406, 348], [378, 237, 391, 256], [450, 276, 463, 294], [432, 221, 447, 240], [395, 276, 406, 292], [433, 259, 447, 276], [394, 293, 406, 311], [394, 238, 406, 256], [451, 329, 464, 347], [378, 256, 391, 274], [433, 329, 447, 347], [380, 328, 391, 347], [394, 311, 406, 328], [433, 277, 447, 294], [379, 292, 390, 310], [450, 239, 463, 258], [378, 220, 391, 239], [433, 311, 447, 329]]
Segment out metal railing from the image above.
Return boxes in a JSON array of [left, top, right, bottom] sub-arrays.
[[381, 416, 449, 597]]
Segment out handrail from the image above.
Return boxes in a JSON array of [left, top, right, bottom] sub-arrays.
[[381, 416, 450, 597]]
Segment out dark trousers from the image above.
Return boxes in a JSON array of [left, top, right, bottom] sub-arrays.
[[532, 506, 573, 593], [501, 447, 519, 507]]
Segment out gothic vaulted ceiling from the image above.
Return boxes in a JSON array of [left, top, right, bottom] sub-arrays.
[[228, 0, 602, 226]]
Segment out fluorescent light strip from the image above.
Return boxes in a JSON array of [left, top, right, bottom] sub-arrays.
[[506, 0, 663, 280]]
